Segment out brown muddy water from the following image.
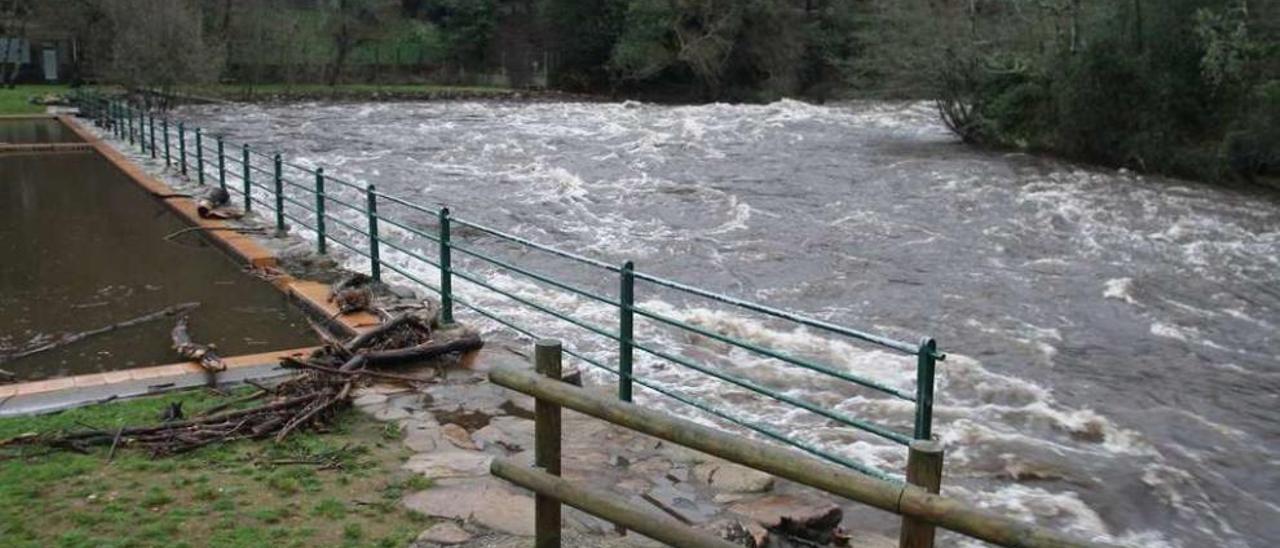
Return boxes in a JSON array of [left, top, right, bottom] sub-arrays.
[[0, 117, 82, 144], [0, 150, 315, 381]]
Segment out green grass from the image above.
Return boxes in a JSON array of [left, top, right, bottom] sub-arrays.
[[0, 85, 68, 115], [0, 388, 433, 547]]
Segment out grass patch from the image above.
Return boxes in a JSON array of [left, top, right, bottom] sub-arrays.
[[0, 388, 431, 547], [0, 85, 67, 115]]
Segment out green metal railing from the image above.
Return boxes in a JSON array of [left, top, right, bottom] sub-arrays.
[[75, 93, 946, 481]]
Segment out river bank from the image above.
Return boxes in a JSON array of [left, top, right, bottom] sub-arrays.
[[155, 84, 604, 106]]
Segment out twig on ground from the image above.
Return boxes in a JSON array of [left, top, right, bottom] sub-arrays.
[[0, 303, 200, 365], [162, 226, 268, 243]]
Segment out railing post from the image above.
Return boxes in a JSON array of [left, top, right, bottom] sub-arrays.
[[534, 339, 563, 548], [195, 128, 204, 185], [242, 144, 252, 211], [273, 154, 285, 232], [178, 122, 187, 176], [163, 117, 170, 166], [899, 440, 945, 548], [127, 106, 135, 145], [217, 136, 226, 191], [618, 260, 635, 402], [148, 112, 156, 159], [366, 185, 381, 282], [438, 207, 453, 324], [913, 338, 937, 440], [138, 108, 145, 152], [315, 167, 327, 254]]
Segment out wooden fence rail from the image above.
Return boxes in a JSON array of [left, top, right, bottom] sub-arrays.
[[489, 341, 1110, 548]]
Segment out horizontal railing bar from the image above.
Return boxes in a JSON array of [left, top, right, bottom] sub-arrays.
[[323, 174, 366, 191], [247, 162, 274, 177], [489, 366, 1104, 548], [447, 297, 889, 475], [281, 159, 319, 175], [220, 151, 248, 166], [631, 305, 914, 401], [451, 216, 619, 272], [378, 260, 442, 295], [450, 242, 620, 308], [449, 267, 621, 344], [247, 147, 277, 162], [372, 213, 440, 243], [325, 231, 373, 259], [632, 271, 930, 357], [323, 194, 368, 214], [320, 211, 371, 238], [623, 361, 894, 478], [377, 238, 442, 269], [280, 193, 318, 214], [630, 337, 912, 444], [247, 179, 274, 193], [281, 211, 318, 232], [371, 190, 439, 217], [247, 194, 274, 210], [491, 459, 740, 548]]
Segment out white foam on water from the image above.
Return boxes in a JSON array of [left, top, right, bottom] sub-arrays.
[[1103, 277, 1137, 304], [174, 98, 1280, 546]]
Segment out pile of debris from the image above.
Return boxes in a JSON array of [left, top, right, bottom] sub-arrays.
[[0, 311, 482, 457]]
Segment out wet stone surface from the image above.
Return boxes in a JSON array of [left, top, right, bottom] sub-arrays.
[[349, 341, 874, 547]]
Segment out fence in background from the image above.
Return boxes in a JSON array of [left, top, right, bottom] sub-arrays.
[[73, 92, 947, 484]]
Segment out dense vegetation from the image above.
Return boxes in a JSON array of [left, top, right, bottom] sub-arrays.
[[4, 0, 1276, 183], [912, 0, 1279, 183]]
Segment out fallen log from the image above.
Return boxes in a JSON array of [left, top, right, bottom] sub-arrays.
[[0, 302, 200, 366], [280, 357, 435, 384], [343, 314, 431, 353], [171, 315, 226, 373], [361, 334, 484, 366]]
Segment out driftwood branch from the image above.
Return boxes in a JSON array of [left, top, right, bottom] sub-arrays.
[[361, 334, 483, 366], [0, 302, 200, 366], [163, 226, 268, 243]]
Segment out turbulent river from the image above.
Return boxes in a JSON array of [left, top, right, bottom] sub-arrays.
[[176, 100, 1280, 547]]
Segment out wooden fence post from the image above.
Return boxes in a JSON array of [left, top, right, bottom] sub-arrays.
[[534, 339, 563, 548], [899, 440, 945, 548]]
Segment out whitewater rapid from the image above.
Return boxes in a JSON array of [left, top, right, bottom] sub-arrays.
[[175, 99, 1280, 547]]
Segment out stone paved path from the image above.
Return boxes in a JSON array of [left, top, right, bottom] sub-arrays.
[[354, 340, 898, 548]]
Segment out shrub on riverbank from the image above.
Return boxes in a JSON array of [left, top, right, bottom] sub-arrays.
[[935, 0, 1278, 184]]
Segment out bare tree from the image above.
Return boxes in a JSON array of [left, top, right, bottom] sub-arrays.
[[101, 0, 221, 106], [324, 0, 383, 85]]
